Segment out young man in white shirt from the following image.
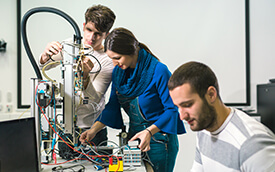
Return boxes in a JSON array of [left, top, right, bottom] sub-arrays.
[[39, 5, 116, 149]]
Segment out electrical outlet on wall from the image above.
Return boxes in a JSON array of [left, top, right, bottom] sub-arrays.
[[6, 104, 12, 113]]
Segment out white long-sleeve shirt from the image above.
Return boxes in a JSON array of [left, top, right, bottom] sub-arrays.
[[39, 40, 114, 128]]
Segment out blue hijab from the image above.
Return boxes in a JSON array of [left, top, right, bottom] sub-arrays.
[[112, 48, 158, 97]]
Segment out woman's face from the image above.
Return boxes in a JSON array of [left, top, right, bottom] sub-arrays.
[[106, 50, 138, 69]]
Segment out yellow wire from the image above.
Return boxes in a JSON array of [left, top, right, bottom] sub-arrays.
[[42, 61, 61, 83], [18, 107, 31, 119]]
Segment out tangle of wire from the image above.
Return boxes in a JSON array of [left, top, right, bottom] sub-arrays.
[[38, 42, 146, 170], [35, 81, 58, 163], [35, 86, 124, 171], [60, 41, 102, 74], [40, 41, 102, 113], [60, 41, 102, 111], [35, 88, 149, 171]]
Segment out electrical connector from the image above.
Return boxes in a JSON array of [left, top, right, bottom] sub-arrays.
[[6, 104, 12, 113], [94, 165, 104, 171], [109, 156, 123, 172], [123, 146, 141, 167], [128, 140, 139, 147]]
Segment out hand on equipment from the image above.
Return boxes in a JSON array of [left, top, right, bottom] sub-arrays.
[[79, 128, 96, 145], [81, 55, 94, 79], [41, 41, 62, 64], [129, 129, 152, 152]]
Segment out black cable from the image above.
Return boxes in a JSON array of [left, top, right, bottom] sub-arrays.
[[52, 164, 85, 172], [21, 7, 82, 79], [84, 53, 102, 74]]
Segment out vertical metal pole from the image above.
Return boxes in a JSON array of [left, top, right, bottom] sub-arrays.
[[48, 104, 54, 152], [30, 78, 41, 172], [62, 43, 77, 134]]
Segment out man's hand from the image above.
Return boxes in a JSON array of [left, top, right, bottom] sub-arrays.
[[79, 121, 105, 145], [81, 56, 94, 79], [40, 41, 62, 64], [79, 129, 96, 145]]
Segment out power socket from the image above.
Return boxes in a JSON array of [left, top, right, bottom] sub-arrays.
[[6, 104, 12, 113]]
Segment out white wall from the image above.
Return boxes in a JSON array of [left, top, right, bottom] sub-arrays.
[[0, 0, 275, 172], [250, 0, 275, 111], [0, 0, 19, 119], [19, 0, 248, 106]]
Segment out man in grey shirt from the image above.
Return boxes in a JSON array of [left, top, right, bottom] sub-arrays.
[[168, 61, 275, 172]]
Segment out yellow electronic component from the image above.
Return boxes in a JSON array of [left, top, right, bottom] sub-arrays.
[[108, 157, 123, 172]]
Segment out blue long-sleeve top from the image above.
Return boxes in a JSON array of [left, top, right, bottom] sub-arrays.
[[97, 62, 186, 135]]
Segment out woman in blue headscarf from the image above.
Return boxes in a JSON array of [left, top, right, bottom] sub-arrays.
[[80, 27, 186, 172]]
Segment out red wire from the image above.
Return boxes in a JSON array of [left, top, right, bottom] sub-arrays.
[[41, 158, 88, 165], [38, 104, 107, 159], [108, 155, 120, 172], [53, 147, 56, 164], [111, 155, 120, 172], [86, 140, 97, 152]]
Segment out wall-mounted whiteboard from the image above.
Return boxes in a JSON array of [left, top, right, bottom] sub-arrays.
[[18, 0, 250, 108]]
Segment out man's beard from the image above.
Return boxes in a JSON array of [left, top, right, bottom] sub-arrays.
[[194, 98, 217, 131]]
